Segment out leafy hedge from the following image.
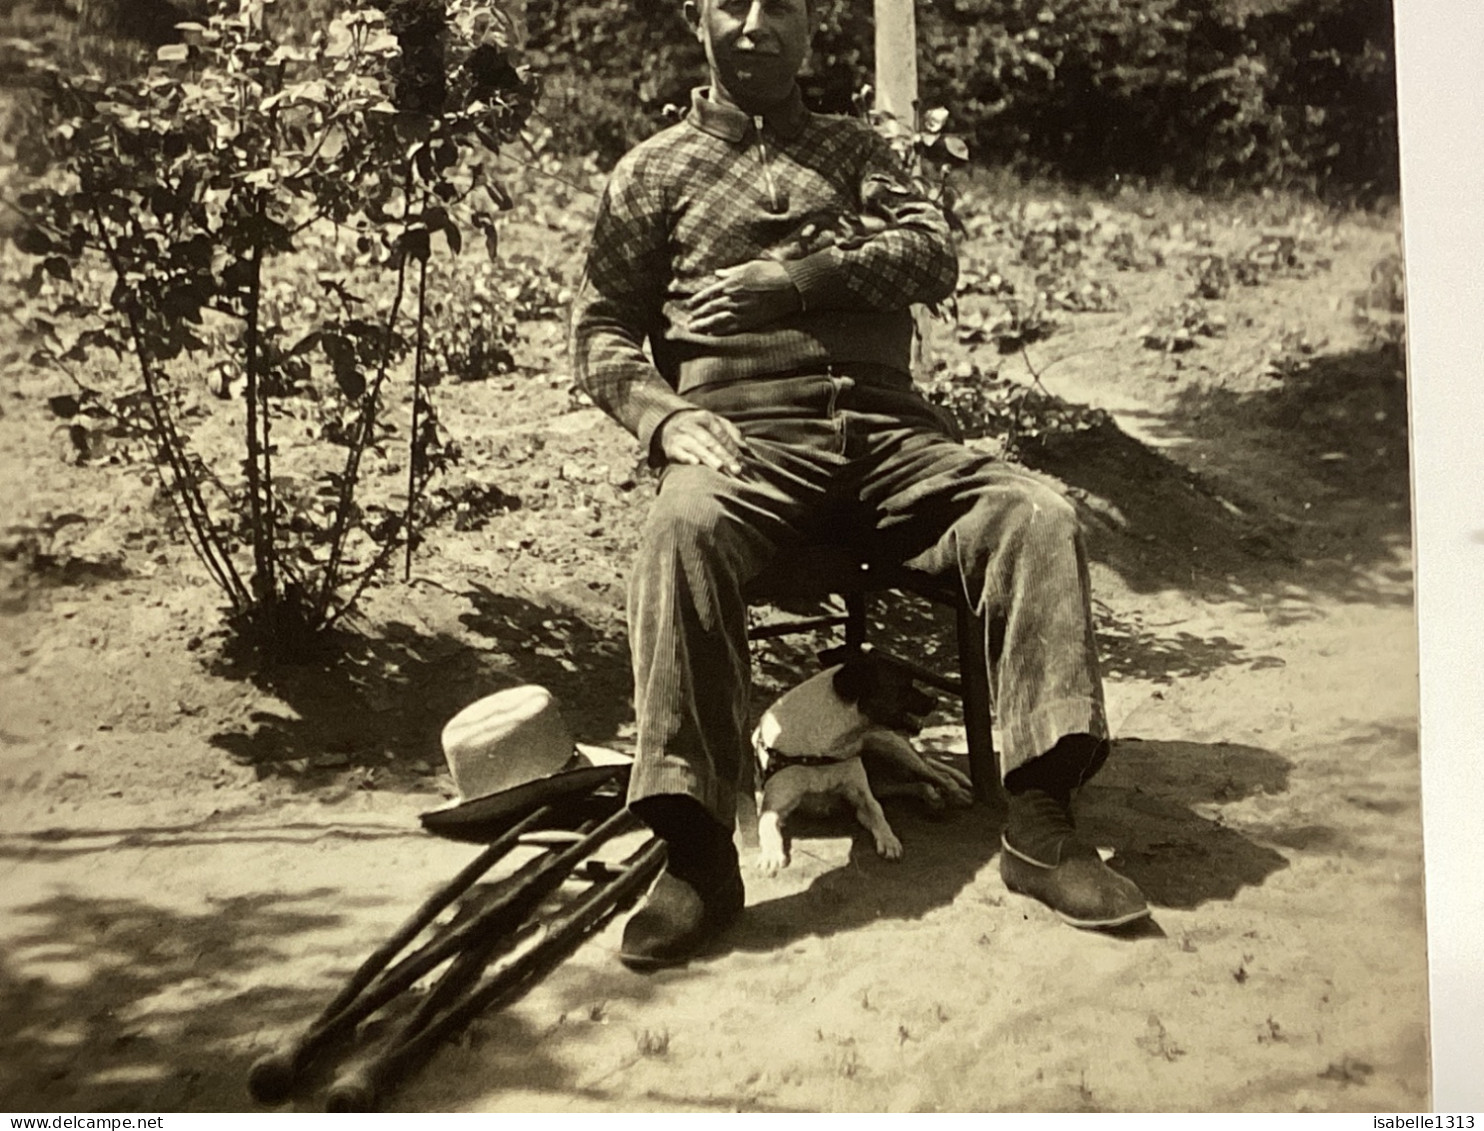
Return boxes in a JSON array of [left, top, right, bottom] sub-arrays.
[[524, 0, 1398, 200], [4, 0, 1398, 198]]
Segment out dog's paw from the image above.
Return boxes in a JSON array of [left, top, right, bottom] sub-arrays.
[[874, 830, 904, 861], [755, 847, 789, 875], [920, 784, 948, 813], [943, 781, 975, 807], [924, 763, 975, 806]]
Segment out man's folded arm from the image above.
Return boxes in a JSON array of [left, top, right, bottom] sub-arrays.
[[569, 163, 694, 456], [781, 127, 958, 313]]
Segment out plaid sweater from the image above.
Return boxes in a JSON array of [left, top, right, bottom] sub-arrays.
[[569, 86, 959, 454]]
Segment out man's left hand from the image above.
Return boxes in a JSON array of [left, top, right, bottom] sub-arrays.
[[685, 260, 801, 335]]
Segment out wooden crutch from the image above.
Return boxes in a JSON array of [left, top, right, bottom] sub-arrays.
[[249, 803, 633, 1103], [323, 835, 667, 1111]]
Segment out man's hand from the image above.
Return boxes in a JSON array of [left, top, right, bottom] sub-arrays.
[[685, 259, 801, 335], [656, 409, 751, 476]]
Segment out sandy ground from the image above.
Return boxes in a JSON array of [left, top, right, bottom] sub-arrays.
[[0, 180, 1425, 1112]]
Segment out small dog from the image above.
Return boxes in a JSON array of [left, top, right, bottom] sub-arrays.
[[752, 647, 975, 875]]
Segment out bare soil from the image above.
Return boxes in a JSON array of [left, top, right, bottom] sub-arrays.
[[0, 176, 1424, 1113]]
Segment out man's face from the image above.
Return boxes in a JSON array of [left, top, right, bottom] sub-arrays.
[[685, 0, 811, 112]]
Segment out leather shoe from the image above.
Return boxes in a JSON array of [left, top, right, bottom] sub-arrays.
[[1000, 833, 1150, 929], [620, 863, 744, 970]]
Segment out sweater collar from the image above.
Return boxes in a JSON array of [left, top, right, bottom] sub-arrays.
[[687, 85, 809, 143]]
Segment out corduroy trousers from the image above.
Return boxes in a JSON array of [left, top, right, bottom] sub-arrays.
[[626, 368, 1109, 827]]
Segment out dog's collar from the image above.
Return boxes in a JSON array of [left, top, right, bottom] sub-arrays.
[[759, 748, 845, 784]]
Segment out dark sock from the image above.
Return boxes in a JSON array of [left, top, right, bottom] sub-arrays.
[[1003, 733, 1106, 803], [630, 794, 739, 892], [1002, 734, 1106, 864]]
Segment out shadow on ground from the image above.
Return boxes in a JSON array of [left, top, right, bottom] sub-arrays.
[[739, 736, 1290, 937], [1018, 344, 1412, 616], [204, 583, 634, 794], [392, 735, 1293, 1106], [1080, 737, 1293, 909], [0, 736, 1292, 1113], [202, 565, 1295, 800], [0, 891, 351, 1111], [748, 585, 1275, 709]]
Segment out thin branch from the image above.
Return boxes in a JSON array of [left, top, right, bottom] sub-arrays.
[[87, 192, 249, 607], [402, 270, 423, 582], [316, 164, 415, 622], [241, 200, 272, 604], [321, 513, 409, 633]]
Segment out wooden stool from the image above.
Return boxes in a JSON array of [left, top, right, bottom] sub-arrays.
[[745, 545, 999, 802]]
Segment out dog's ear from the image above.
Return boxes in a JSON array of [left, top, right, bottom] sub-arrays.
[[831, 654, 878, 704]]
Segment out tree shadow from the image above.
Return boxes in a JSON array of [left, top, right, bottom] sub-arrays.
[[1093, 601, 1284, 683], [387, 939, 808, 1113], [0, 890, 354, 1111], [203, 583, 634, 795], [455, 582, 634, 747], [1014, 344, 1412, 616]]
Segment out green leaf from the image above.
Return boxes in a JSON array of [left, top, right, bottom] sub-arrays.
[[943, 135, 970, 162], [41, 256, 72, 282], [157, 43, 190, 63]]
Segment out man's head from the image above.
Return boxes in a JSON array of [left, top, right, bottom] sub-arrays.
[[683, 0, 813, 113]]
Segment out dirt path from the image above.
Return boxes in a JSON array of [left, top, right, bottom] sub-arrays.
[[0, 184, 1424, 1112]]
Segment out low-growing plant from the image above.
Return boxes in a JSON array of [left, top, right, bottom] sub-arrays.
[[1104, 227, 1165, 274], [956, 252, 1018, 300], [922, 359, 1107, 449], [1138, 300, 1227, 352], [423, 258, 520, 383], [8, 0, 536, 659], [1242, 232, 1332, 278], [956, 296, 1057, 353], [1038, 271, 1120, 313], [1187, 252, 1263, 300]]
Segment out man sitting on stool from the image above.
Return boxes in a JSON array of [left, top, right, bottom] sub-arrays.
[[569, 0, 1150, 968]]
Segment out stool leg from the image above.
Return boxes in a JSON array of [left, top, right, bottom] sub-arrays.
[[955, 601, 998, 803]]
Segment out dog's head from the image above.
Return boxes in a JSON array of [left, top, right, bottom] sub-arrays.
[[826, 647, 935, 734]]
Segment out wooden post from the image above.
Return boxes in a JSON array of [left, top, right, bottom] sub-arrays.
[[873, 0, 918, 129], [874, 0, 933, 377]]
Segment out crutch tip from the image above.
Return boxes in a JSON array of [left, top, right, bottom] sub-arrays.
[[246, 1054, 296, 1105], [325, 1074, 377, 1113]]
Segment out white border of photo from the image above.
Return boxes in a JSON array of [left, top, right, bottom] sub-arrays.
[[1395, 0, 1484, 1113]]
